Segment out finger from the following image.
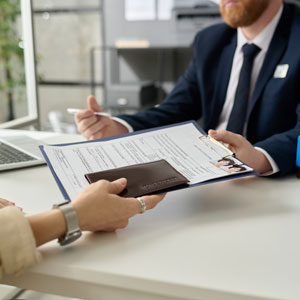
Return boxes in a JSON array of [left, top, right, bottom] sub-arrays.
[[128, 193, 166, 215], [75, 109, 94, 123], [89, 134, 104, 141], [102, 220, 129, 231], [142, 193, 166, 210], [118, 220, 129, 229], [77, 115, 99, 134], [107, 178, 127, 194], [129, 194, 164, 216], [100, 228, 117, 232], [88, 95, 103, 113], [209, 129, 242, 147], [83, 120, 107, 139], [84, 116, 112, 135]]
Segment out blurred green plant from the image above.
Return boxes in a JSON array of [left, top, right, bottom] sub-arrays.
[[0, 0, 25, 121]]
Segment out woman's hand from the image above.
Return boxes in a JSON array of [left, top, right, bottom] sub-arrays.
[[72, 178, 165, 232]]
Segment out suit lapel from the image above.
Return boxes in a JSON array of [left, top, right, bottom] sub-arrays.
[[247, 4, 292, 119], [209, 35, 237, 129]]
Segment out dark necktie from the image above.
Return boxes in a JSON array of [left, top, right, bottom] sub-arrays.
[[226, 43, 261, 135]]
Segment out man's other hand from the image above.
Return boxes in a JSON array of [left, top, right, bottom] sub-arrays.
[[208, 129, 272, 174], [75, 95, 129, 140]]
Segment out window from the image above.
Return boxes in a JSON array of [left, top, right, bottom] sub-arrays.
[[0, 0, 39, 129]]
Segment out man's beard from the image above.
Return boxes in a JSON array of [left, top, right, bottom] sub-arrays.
[[220, 0, 270, 28]]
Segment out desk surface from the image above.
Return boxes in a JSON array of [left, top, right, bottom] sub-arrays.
[[1, 130, 300, 300]]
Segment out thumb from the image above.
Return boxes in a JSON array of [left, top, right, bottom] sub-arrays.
[[88, 95, 103, 113], [107, 178, 127, 195], [208, 129, 239, 146]]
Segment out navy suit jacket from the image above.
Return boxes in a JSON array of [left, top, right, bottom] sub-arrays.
[[118, 3, 300, 176]]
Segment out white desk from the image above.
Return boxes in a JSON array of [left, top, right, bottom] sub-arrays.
[[1, 130, 300, 300]]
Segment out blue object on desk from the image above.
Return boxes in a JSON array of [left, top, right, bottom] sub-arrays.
[[297, 136, 300, 178]]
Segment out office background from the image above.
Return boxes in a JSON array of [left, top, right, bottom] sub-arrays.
[[1, 0, 300, 132], [33, 0, 103, 131], [0, 0, 224, 132]]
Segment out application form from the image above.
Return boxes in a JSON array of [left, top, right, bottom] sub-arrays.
[[41, 122, 253, 200]]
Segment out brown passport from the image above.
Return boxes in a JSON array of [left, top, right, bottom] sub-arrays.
[[84, 159, 189, 197]]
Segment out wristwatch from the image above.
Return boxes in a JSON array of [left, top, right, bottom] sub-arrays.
[[53, 201, 82, 246]]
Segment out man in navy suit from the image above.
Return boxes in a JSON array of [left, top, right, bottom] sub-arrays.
[[75, 0, 300, 176]]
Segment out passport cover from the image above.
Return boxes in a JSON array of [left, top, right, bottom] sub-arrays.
[[84, 159, 189, 197]]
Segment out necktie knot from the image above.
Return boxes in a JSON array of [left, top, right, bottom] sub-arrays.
[[242, 43, 261, 59]]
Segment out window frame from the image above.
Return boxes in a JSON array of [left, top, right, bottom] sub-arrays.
[[0, 0, 39, 129]]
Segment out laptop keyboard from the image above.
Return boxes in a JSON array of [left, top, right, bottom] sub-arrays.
[[0, 142, 37, 164]]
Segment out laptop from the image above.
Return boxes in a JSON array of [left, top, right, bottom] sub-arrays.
[[0, 135, 46, 171]]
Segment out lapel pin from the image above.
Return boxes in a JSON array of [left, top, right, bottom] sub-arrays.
[[273, 64, 289, 78]]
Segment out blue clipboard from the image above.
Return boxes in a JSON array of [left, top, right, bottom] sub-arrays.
[[39, 120, 258, 201]]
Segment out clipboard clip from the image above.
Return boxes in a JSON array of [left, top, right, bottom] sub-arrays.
[[199, 135, 235, 157]]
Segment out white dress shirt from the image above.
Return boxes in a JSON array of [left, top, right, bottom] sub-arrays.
[[114, 5, 283, 175]]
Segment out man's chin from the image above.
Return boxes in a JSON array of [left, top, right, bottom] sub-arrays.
[[221, 8, 258, 28], [220, 4, 244, 27], [221, 12, 245, 28], [220, 0, 271, 28]]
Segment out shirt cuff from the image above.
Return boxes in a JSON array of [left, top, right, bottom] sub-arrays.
[[111, 117, 134, 133], [254, 147, 280, 176]]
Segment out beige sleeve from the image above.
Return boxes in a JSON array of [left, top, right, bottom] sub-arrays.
[[0, 206, 41, 278]]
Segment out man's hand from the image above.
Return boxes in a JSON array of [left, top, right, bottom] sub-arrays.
[[72, 178, 165, 232], [208, 129, 272, 174], [75, 95, 129, 140]]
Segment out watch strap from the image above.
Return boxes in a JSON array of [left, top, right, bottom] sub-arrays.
[[53, 202, 82, 246]]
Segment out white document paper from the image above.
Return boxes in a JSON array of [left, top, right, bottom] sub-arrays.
[[125, 0, 156, 21], [42, 123, 253, 201]]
